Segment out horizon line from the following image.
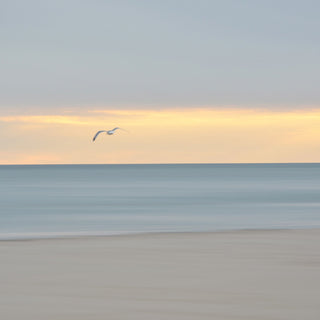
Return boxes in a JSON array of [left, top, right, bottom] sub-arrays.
[[1, 162, 320, 166]]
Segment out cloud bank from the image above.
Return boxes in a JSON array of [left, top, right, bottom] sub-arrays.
[[1, 108, 320, 164]]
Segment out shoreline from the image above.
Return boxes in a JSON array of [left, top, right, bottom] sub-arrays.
[[1, 226, 320, 242]]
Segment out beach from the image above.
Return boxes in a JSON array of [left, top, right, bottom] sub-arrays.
[[1, 229, 319, 319]]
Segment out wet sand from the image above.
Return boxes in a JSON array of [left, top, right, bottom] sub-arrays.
[[1, 229, 319, 319]]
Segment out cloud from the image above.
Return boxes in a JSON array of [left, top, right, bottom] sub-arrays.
[[0, 108, 320, 164]]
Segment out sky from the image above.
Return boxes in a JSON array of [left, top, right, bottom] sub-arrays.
[[1, 0, 320, 164]]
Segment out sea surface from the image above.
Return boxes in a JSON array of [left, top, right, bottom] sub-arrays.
[[0, 163, 319, 240]]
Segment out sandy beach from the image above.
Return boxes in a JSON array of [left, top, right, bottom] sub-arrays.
[[1, 229, 319, 319]]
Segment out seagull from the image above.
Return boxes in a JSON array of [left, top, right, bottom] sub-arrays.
[[92, 127, 126, 141]]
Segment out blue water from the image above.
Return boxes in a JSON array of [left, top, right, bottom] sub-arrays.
[[0, 164, 319, 239]]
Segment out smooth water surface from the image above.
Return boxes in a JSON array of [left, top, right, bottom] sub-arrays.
[[0, 164, 319, 239]]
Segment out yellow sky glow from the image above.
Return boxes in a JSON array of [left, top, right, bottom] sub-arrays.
[[0, 108, 320, 164]]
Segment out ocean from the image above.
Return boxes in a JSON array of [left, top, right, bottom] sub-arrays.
[[0, 163, 319, 239]]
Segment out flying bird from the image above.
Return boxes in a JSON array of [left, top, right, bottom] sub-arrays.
[[92, 127, 126, 141]]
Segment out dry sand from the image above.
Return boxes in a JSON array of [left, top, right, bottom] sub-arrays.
[[1, 229, 320, 319]]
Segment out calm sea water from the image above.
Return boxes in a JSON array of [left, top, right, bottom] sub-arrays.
[[0, 164, 319, 239]]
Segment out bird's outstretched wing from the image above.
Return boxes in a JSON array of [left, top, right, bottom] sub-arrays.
[[93, 130, 106, 141], [114, 127, 129, 133]]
